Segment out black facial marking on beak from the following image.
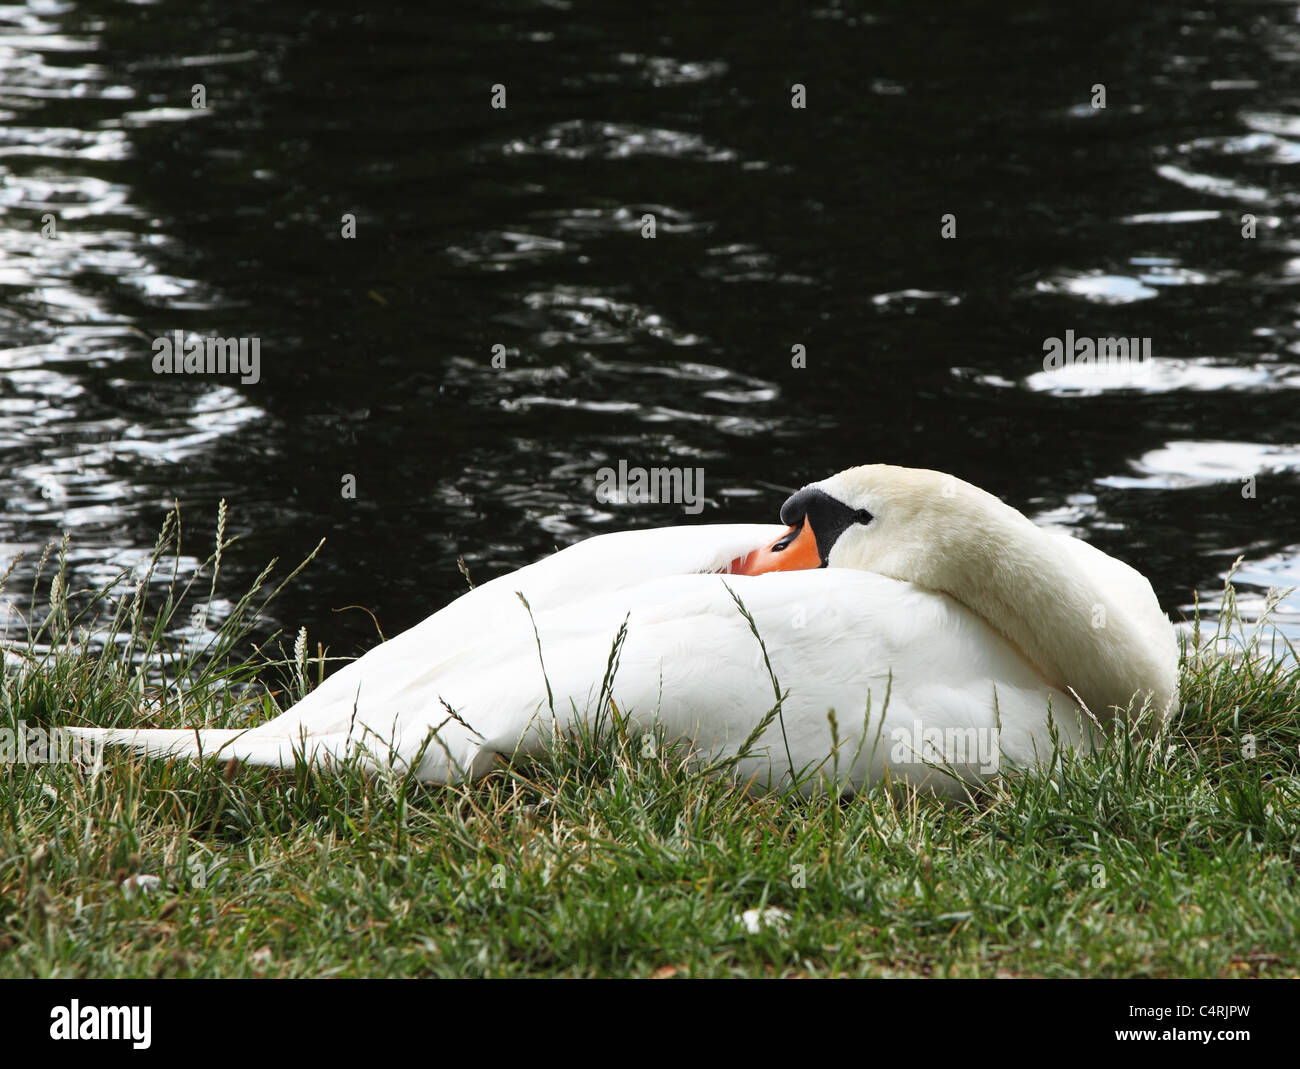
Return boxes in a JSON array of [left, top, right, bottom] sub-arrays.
[[779, 487, 872, 566]]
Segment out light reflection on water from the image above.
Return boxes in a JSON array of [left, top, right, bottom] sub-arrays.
[[0, 0, 265, 642], [0, 0, 1298, 663]]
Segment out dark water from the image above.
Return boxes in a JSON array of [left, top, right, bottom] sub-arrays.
[[2, 0, 1298, 661]]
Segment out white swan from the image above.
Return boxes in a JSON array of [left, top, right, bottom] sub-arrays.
[[71, 465, 1179, 796]]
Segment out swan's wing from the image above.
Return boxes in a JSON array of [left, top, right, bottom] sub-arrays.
[[81, 527, 1088, 794], [246, 523, 783, 738], [71, 525, 782, 771], [468, 523, 787, 606], [223, 568, 1083, 795]]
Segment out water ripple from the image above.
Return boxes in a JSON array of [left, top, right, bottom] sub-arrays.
[[503, 119, 737, 162], [0, 0, 263, 620]]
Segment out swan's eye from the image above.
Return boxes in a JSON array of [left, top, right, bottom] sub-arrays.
[[854, 509, 874, 525], [772, 524, 802, 552]]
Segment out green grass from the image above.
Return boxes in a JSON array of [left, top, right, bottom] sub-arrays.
[[1, 508, 1298, 977]]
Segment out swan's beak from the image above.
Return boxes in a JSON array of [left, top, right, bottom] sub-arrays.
[[727, 520, 822, 575]]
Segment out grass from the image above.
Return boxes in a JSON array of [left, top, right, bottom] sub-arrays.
[[1, 508, 1298, 978]]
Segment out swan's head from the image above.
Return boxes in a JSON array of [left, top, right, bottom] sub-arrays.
[[731, 464, 992, 586], [731, 463, 1179, 723]]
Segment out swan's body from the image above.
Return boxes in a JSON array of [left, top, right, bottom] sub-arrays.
[[71, 466, 1179, 796]]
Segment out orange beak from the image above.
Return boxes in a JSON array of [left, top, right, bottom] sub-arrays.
[[727, 520, 822, 575]]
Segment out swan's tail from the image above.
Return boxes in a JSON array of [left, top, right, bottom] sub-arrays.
[[62, 726, 347, 769]]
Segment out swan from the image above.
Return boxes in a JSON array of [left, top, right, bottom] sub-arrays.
[[69, 465, 1179, 796]]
